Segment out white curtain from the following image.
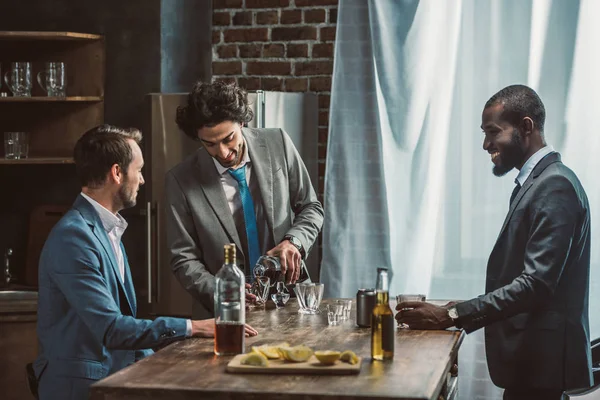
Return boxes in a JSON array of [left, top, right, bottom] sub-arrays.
[[321, 1, 599, 398]]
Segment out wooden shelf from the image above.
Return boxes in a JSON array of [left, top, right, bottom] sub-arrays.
[[0, 96, 103, 103], [0, 157, 74, 165], [0, 32, 102, 41]]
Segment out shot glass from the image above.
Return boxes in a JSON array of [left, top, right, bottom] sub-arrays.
[[327, 303, 344, 326], [335, 299, 352, 321]]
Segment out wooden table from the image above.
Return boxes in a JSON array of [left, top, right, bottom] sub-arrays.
[[90, 299, 464, 400]]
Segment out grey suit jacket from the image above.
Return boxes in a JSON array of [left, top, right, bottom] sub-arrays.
[[165, 127, 324, 319], [456, 153, 593, 390]]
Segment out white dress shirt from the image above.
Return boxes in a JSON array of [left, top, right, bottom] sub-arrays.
[[515, 145, 555, 186], [81, 193, 192, 336], [81, 192, 128, 282]]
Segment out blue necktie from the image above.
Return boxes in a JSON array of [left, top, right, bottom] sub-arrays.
[[228, 165, 260, 281]]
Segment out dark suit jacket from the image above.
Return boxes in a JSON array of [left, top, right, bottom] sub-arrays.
[[35, 195, 188, 400], [455, 153, 593, 391], [165, 128, 324, 319]]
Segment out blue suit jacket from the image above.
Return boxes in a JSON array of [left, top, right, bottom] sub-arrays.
[[34, 195, 188, 400]]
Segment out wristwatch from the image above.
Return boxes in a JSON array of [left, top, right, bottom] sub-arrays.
[[448, 306, 462, 329], [283, 235, 305, 258]]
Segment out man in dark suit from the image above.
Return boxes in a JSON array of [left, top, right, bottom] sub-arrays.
[[395, 85, 593, 399], [34, 125, 257, 400]]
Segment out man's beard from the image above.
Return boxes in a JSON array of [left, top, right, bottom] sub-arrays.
[[117, 179, 137, 210], [493, 130, 526, 177]]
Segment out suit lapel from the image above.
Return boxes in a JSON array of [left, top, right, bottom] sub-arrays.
[[75, 195, 135, 315], [244, 128, 276, 236], [196, 150, 244, 254], [496, 152, 562, 239]]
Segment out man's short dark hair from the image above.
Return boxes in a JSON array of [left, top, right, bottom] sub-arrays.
[[74, 124, 142, 188], [176, 80, 254, 140], [485, 84, 546, 133]]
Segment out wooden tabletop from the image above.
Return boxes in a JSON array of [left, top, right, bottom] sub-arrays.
[[90, 299, 464, 400]]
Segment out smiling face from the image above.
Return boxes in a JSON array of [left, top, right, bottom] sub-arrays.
[[197, 121, 245, 168], [481, 104, 527, 177]]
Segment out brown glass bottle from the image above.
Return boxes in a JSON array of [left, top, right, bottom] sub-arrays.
[[371, 268, 394, 360]]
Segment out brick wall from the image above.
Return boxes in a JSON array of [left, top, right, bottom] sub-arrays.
[[212, 0, 338, 202]]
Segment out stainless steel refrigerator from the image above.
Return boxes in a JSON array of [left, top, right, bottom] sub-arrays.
[[142, 91, 319, 317]]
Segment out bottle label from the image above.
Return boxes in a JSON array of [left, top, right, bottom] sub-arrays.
[[382, 316, 395, 352]]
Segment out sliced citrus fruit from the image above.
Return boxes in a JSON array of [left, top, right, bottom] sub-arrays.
[[252, 345, 281, 359], [314, 350, 341, 365], [279, 345, 313, 362], [240, 352, 269, 367], [340, 350, 359, 365]]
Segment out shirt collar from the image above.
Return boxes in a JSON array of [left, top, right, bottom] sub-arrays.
[[515, 145, 555, 186], [80, 192, 128, 234], [212, 138, 251, 175]]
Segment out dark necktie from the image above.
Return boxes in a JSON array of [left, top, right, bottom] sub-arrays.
[[228, 165, 260, 280], [509, 182, 521, 206]]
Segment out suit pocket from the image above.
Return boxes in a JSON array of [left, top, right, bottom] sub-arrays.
[[55, 357, 108, 380]]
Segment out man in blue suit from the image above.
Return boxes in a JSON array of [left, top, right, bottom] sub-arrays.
[[33, 125, 257, 400]]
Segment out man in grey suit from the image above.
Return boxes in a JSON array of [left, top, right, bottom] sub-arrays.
[[166, 81, 324, 319], [396, 85, 593, 399]]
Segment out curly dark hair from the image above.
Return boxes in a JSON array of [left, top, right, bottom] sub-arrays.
[[176, 80, 254, 140], [485, 84, 546, 133], [74, 124, 142, 188]]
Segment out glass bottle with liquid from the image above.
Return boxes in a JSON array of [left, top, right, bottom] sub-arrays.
[[214, 244, 245, 356], [371, 267, 394, 360]]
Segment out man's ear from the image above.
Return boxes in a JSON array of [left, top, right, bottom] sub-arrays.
[[521, 117, 534, 136], [109, 163, 123, 184]]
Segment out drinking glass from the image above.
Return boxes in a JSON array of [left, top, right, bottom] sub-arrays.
[[271, 281, 290, 309], [4, 62, 32, 97], [396, 294, 426, 329], [246, 276, 270, 308], [327, 303, 344, 326], [37, 62, 67, 98], [4, 132, 29, 159], [294, 282, 324, 314], [335, 299, 352, 321]]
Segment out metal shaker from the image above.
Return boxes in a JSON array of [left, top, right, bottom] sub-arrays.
[[356, 288, 376, 327]]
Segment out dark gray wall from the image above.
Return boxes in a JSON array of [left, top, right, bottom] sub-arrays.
[[0, 0, 212, 285]]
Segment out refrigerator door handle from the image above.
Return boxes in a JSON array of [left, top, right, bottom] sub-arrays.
[[155, 201, 161, 303], [146, 201, 152, 304]]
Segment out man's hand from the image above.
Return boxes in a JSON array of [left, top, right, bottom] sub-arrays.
[[191, 319, 215, 337], [395, 302, 454, 330], [266, 241, 302, 284], [191, 319, 259, 338]]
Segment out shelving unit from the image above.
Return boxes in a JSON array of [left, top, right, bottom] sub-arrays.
[[0, 157, 74, 164], [0, 31, 105, 161], [0, 96, 103, 102]]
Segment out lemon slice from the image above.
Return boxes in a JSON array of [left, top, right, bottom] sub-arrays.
[[340, 350, 359, 365], [240, 352, 269, 367], [252, 345, 281, 359], [314, 350, 341, 365], [279, 345, 313, 362]]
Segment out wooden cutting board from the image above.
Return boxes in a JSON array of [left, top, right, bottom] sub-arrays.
[[226, 354, 362, 375]]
